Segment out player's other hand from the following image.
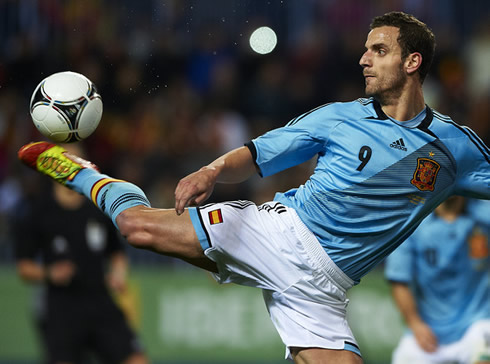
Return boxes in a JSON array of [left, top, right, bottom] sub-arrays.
[[47, 260, 76, 286], [107, 270, 127, 293], [411, 320, 438, 352], [174, 166, 218, 215]]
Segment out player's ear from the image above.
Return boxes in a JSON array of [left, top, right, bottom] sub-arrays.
[[405, 52, 422, 76]]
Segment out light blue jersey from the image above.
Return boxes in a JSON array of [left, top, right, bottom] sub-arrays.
[[384, 209, 490, 344], [248, 98, 490, 283], [468, 198, 490, 225]]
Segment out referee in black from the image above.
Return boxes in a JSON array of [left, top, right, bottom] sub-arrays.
[[14, 146, 148, 364]]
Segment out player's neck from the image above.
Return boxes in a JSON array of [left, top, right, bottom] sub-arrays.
[[379, 83, 425, 121], [436, 209, 460, 223], [434, 196, 465, 222]]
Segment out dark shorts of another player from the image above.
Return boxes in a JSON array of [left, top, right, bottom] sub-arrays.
[[41, 292, 142, 364]]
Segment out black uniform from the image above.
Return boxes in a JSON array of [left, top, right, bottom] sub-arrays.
[[14, 190, 143, 364]]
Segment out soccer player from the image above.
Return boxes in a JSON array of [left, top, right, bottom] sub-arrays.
[[18, 11, 490, 364], [385, 196, 490, 364], [14, 146, 148, 364]]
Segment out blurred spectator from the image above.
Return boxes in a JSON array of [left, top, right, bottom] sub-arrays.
[[464, 16, 490, 100]]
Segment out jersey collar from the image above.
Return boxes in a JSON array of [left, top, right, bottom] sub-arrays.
[[372, 99, 435, 135]]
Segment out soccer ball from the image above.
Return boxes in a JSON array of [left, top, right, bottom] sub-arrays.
[[30, 71, 103, 143]]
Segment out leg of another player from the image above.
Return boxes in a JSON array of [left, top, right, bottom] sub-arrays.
[[290, 347, 364, 364], [116, 205, 218, 272]]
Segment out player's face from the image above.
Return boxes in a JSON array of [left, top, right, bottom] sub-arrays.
[[359, 26, 407, 101]]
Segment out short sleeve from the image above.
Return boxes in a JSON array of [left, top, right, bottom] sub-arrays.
[[384, 237, 415, 283]]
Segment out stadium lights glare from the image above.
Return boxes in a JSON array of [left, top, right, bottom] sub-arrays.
[[249, 26, 277, 55]]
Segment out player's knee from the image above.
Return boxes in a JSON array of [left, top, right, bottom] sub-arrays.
[[290, 347, 363, 364], [116, 208, 154, 250], [116, 207, 137, 237], [116, 206, 203, 259]]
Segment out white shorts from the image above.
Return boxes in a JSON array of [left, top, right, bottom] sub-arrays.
[[189, 200, 359, 360], [392, 319, 490, 364]]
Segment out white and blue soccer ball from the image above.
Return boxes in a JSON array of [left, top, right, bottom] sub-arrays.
[[30, 71, 103, 143]]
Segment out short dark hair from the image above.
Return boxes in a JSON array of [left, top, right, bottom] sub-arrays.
[[370, 11, 436, 83]]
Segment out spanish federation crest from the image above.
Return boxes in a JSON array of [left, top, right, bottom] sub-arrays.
[[411, 158, 441, 191]]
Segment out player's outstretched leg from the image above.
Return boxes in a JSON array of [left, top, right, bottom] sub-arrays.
[[18, 141, 151, 228], [18, 141, 216, 272]]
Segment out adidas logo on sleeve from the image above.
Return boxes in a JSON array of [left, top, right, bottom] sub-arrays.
[[390, 138, 407, 151]]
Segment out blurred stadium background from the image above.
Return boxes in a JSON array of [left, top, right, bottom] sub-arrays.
[[0, 1, 489, 363]]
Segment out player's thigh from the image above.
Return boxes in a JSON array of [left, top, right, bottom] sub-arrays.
[[290, 347, 363, 364], [117, 206, 204, 258]]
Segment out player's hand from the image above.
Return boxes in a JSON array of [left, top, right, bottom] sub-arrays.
[[174, 166, 218, 215], [47, 260, 76, 286], [107, 270, 127, 293], [411, 320, 438, 352]]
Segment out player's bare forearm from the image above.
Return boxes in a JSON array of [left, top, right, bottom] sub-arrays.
[[391, 282, 438, 352], [174, 146, 256, 214], [391, 282, 421, 324], [209, 146, 257, 183]]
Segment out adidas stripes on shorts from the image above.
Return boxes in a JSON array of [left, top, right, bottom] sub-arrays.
[[188, 200, 361, 359]]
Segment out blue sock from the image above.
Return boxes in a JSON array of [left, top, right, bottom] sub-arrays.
[[66, 168, 151, 229]]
